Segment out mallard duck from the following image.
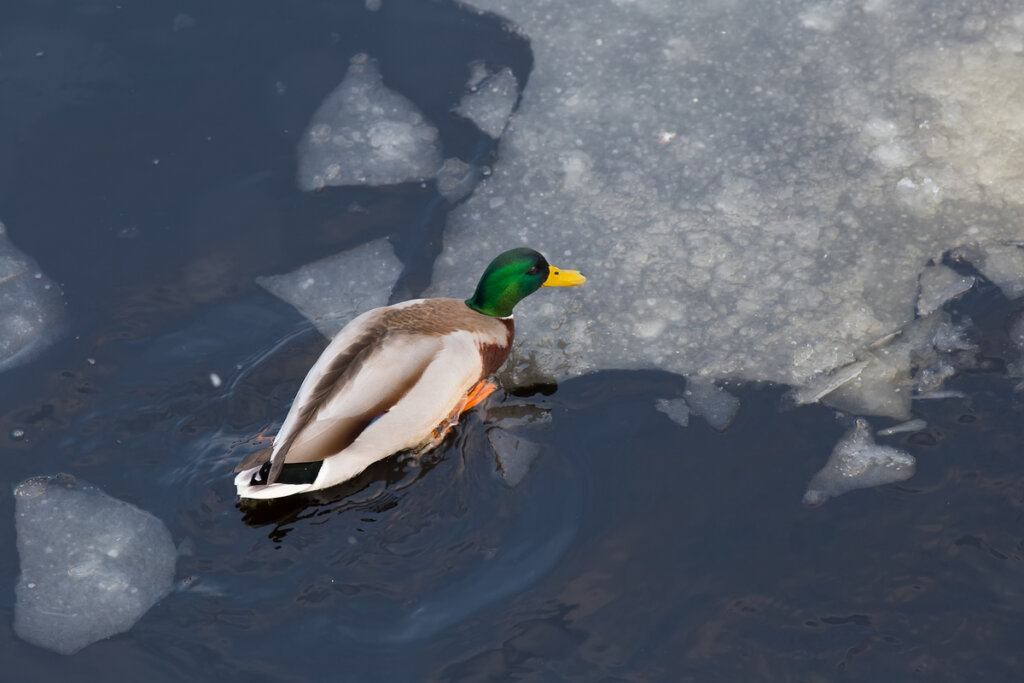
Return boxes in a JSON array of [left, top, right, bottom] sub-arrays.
[[234, 247, 585, 499]]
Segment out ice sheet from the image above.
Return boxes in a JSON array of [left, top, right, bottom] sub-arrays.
[[297, 55, 441, 190], [433, 0, 1024, 409], [13, 474, 177, 655]]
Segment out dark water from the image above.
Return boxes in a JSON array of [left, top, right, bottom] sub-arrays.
[[2, 1, 1024, 681]]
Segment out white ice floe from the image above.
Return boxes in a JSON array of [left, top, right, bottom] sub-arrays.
[[803, 419, 916, 505], [430, 0, 1024, 413], [296, 55, 441, 190], [257, 238, 402, 338], [454, 65, 519, 138], [0, 221, 64, 372], [13, 474, 177, 655]]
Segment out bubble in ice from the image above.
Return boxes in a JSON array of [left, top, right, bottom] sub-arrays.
[[296, 56, 441, 190], [803, 419, 916, 505], [0, 221, 65, 372], [13, 474, 177, 655], [434, 0, 1024, 414]]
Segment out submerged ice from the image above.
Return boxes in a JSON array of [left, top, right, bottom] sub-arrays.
[[297, 55, 441, 190], [426, 0, 1024, 410], [454, 64, 519, 138], [0, 221, 64, 372], [803, 420, 916, 505], [257, 238, 402, 338], [13, 474, 176, 655]]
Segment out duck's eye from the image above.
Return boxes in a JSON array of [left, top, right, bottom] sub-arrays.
[[526, 265, 540, 275]]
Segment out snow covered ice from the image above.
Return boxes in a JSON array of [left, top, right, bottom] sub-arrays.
[[0, 220, 64, 372], [257, 238, 402, 338], [429, 0, 1024, 412], [13, 474, 177, 655], [803, 420, 916, 505], [297, 54, 441, 190]]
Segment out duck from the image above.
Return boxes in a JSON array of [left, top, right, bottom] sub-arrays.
[[234, 247, 585, 500]]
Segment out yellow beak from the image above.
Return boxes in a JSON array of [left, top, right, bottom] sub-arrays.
[[543, 265, 586, 287]]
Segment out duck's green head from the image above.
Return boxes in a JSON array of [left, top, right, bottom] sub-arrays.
[[465, 247, 586, 318]]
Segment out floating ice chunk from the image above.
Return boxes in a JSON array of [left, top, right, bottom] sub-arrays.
[[655, 398, 689, 427], [917, 263, 974, 316], [437, 157, 481, 203], [684, 379, 739, 431], [296, 55, 441, 190], [257, 238, 403, 338], [0, 221, 65, 372], [454, 66, 519, 138], [803, 419, 916, 505], [13, 474, 177, 655]]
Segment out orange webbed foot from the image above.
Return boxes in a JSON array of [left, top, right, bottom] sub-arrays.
[[431, 380, 499, 441]]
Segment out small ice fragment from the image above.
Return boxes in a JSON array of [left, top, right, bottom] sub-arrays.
[[365, 0, 382, 10], [488, 427, 540, 487], [877, 418, 927, 436], [684, 379, 739, 431], [257, 239, 402, 338], [11, 428, 25, 441], [436, 158, 481, 203], [655, 398, 690, 427], [86, 357, 96, 365], [13, 474, 177, 655], [803, 419, 916, 505], [917, 264, 974, 316], [296, 56, 441, 190], [454, 66, 519, 138], [209, 373, 222, 388]]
